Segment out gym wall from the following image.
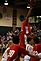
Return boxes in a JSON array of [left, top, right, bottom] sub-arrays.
[[0, 6, 13, 27], [0, 6, 13, 34]]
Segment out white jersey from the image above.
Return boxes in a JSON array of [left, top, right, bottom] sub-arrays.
[[1, 47, 10, 61], [38, 53, 41, 61], [26, 44, 33, 53], [23, 44, 33, 61]]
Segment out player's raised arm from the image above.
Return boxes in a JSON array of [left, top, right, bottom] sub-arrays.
[[26, 7, 32, 19], [26, 0, 36, 20]]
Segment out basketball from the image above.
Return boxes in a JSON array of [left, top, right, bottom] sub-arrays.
[[29, 0, 36, 7]]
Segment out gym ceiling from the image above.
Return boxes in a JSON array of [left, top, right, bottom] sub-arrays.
[[0, 0, 41, 16]]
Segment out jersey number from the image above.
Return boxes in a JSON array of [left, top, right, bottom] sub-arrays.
[[8, 50, 15, 57]]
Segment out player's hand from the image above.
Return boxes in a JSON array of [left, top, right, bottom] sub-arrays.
[[32, 51, 38, 56], [29, 0, 36, 8], [38, 53, 41, 59], [30, 51, 39, 57]]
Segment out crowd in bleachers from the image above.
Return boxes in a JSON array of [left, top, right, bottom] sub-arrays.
[[0, 27, 20, 54], [0, 25, 41, 55]]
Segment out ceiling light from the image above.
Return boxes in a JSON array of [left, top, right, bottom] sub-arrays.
[[4, 2, 8, 5], [27, 6, 30, 8], [37, 16, 39, 18], [4, 0, 8, 5], [37, 16, 41, 18], [5, 0, 7, 2], [40, 16, 41, 18]]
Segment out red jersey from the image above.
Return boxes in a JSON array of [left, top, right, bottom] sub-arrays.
[[7, 44, 19, 61], [21, 20, 32, 35], [19, 32, 26, 48], [19, 20, 32, 48], [30, 44, 41, 61], [2, 44, 28, 61], [2, 44, 20, 61]]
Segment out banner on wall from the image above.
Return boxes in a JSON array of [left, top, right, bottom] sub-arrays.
[[0, 6, 13, 27], [3, 6, 13, 20]]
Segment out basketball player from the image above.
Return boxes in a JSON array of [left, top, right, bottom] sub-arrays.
[[1, 38, 41, 61], [20, 0, 36, 48]]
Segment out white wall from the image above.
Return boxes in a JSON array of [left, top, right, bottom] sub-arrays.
[[0, 7, 35, 27], [0, 6, 13, 27]]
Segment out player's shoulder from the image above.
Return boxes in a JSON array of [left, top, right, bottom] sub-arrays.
[[35, 44, 41, 46], [26, 44, 32, 46], [26, 44, 30, 47], [12, 44, 19, 47], [5, 47, 10, 52], [35, 44, 38, 46], [9, 44, 19, 49], [22, 20, 27, 25], [26, 44, 33, 48]]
